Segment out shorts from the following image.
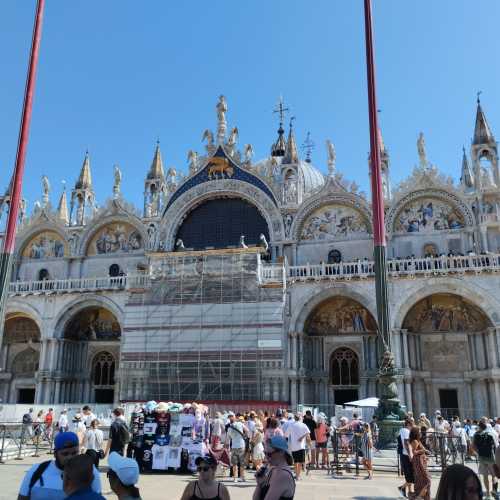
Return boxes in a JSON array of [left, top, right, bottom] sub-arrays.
[[316, 442, 327, 449], [400, 454, 414, 483], [478, 460, 496, 476], [230, 448, 245, 466], [292, 449, 306, 464]]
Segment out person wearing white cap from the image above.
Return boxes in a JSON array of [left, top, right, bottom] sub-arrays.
[[107, 452, 142, 499]]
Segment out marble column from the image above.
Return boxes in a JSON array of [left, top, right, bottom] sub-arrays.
[[273, 379, 280, 401], [54, 380, 61, 404], [263, 380, 271, 400], [401, 330, 409, 368], [404, 381, 413, 413], [290, 379, 297, 407], [480, 227, 488, 253], [487, 328, 498, 368], [424, 380, 433, 415]]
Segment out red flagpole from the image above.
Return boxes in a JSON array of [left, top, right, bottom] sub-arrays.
[[363, 0, 391, 349], [0, 0, 45, 324]]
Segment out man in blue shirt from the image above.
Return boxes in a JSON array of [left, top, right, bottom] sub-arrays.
[[63, 454, 105, 499]]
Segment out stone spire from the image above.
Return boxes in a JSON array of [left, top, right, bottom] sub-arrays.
[[473, 95, 495, 146], [460, 147, 474, 189], [271, 96, 288, 157], [75, 151, 92, 190], [147, 141, 165, 180], [57, 183, 69, 224], [283, 118, 299, 164]]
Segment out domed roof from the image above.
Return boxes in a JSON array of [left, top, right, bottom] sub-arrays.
[[298, 159, 325, 193]]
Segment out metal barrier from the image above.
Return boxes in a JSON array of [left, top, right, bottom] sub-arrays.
[[0, 422, 55, 463]]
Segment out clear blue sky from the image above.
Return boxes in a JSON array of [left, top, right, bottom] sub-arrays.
[[1, 1, 500, 211]]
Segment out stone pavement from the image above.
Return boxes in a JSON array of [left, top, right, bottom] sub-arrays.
[[0, 454, 447, 500]]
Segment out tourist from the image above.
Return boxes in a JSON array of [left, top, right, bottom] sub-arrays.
[[360, 423, 373, 480], [180, 455, 229, 500], [494, 417, 500, 438], [417, 413, 431, 430], [225, 411, 248, 482], [408, 426, 430, 500], [253, 435, 295, 500], [107, 452, 143, 500], [57, 409, 69, 433], [17, 431, 102, 500], [314, 414, 329, 468], [435, 463, 483, 500], [251, 422, 265, 471], [302, 410, 317, 466], [105, 408, 130, 457], [82, 406, 96, 429], [22, 408, 34, 443], [369, 415, 379, 450], [210, 412, 225, 449], [33, 410, 44, 446], [397, 419, 415, 498], [349, 412, 362, 433], [72, 414, 86, 448], [472, 418, 498, 500], [452, 421, 468, 457], [44, 408, 54, 440], [83, 419, 104, 467], [264, 417, 283, 452], [62, 454, 106, 499], [285, 414, 310, 481]]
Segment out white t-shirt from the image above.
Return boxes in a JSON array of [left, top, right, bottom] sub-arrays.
[[286, 421, 310, 452], [19, 460, 101, 500], [57, 414, 68, 430], [83, 412, 96, 428], [83, 428, 104, 451], [227, 422, 246, 449], [152, 444, 169, 470], [211, 418, 224, 437], [399, 427, 410, 456]]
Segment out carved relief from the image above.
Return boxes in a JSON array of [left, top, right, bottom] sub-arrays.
[[65, 307, 121, 341], [305, 297, 376, 335], [402, 294, 490, 333], [23, 231, 65, 259], [88, 223, 143, 255], [300, 205, 369, 241], [394, 197, 464, 233]]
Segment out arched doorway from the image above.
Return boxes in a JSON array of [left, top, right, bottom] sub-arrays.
[[402, 293, 493, 418], [330, 347, 359, 405], [1, 315, 41, 403], [92, 352, 116, 403], [301, 296, 377, 407], [60, 306, 121, 404]]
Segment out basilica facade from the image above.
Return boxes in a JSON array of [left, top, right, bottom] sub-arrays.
[[1, 96, 500, 419]]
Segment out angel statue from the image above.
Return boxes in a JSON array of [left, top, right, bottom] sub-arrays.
[[216, 95, 228, 142], [187, 150, 198, 175], [417, 132, 428, 168], [41, 175, 50, 206], [244, 144, 254, 165], [202, 129, 214, 151], [113, 165, 122, 197], [227, 127, 239, 150], [326, 140, 336, 176]]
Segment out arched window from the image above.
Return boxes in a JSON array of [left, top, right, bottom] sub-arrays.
[[328, 249, 342, 264], [38, 269, 50, 281], [92, 352, 115, 387], [109, 264, 121, 277], [12, 349, 39, 376], [330, 348, 359, 386]]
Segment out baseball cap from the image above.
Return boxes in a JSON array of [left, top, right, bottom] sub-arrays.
[[108, 452, 140, 486], [227, 411, 235, 417], [195, 455, 217, 467], [54, 432, 79, 451], [269, 435, 291, 456]]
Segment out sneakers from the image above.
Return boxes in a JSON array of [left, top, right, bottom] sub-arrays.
[[233, 477, 237, 483]]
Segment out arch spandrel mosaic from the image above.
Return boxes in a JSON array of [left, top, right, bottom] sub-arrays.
[[300, 205, 369, 241], [394, 197, 464, 234], [64, 307, 121, 341], [4, 317, 40, 344], [87, 222, 143, 256], [402, 294, 491, 333], [305, 297, 377, 335], [22, 231, 66, 259]]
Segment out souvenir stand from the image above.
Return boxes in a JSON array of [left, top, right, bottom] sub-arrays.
[[128, 401, 209, 473]]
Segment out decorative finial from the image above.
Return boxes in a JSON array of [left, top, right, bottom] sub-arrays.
[[289, 116, 296, 130], [41, 175, 50, 207], [113, 165, 122, 198], [216, 95, 228, 144], [417, 132, 428, 168], [301, 132, 315, 163], [477, 90, 482, 104], [273, 96, 289, 128]]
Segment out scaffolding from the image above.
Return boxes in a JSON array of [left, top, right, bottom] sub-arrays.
[[120, 248, 285, 403]]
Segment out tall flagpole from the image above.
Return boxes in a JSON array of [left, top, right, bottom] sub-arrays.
[[363, 0, 403, 445], [0, 0, 46, 337]]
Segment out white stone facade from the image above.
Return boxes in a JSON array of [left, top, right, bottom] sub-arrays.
[[1, 97, 500, 418]]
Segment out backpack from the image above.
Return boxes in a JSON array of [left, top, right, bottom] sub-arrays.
[[114, 421, 130, 446], [23, 413, 32, 425], [474, 431, 495, 461], [28, 460, 51, 495]]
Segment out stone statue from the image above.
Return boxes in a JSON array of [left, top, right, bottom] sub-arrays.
[[417, 132, 428, 167], [259, 233, 269, 252], [326, 140, 336, 175], [19, 198, 27, 223], [202, 129, 214, 150], [350, 181, 359, 193], [284, 213, 293, 238], [147, 224, 157, 250], [41, 175, 50, 207], [239, 235, 248, 248], [175, 238, 185, 251], [187, 150, 198, 175], [113, 165, 122, 197], [216, 95, 227, 143], [227, 126, 238, 150], [244, 144, 254, 164]]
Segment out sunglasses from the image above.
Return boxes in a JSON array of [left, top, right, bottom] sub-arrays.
[[197, 466, 211, 472]]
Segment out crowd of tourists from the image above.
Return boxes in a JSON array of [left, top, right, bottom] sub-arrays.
[[14, 404, 500, 499]]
